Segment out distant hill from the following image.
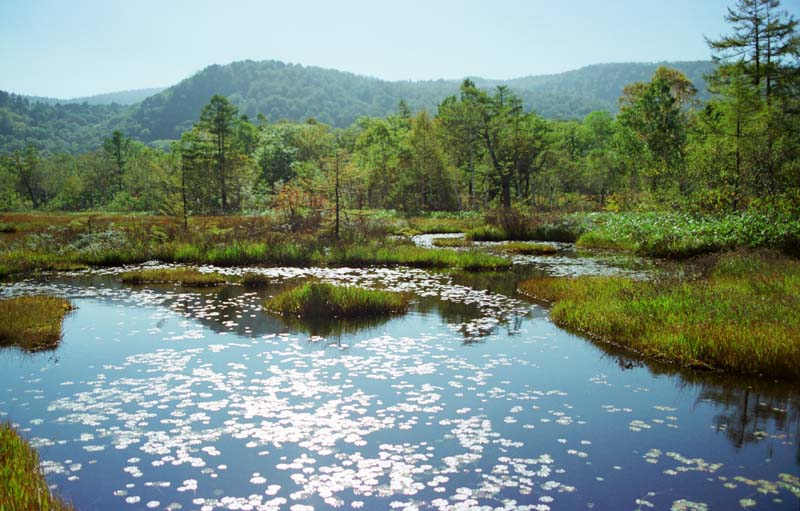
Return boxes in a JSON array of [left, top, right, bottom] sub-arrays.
[[125, 60, 714, 141], [22, 87, 166, 106], [1, 59, 715, 153]]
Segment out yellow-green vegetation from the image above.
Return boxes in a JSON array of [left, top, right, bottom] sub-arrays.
[[494, 242, 557, 255], [0, 213, 512, 276], [330, 244, 511, 271], [466, 225, 507, 242], [120, 268, 226, 286], [265, 282, 410, 318], [241, 272, 273, 287], [0, 296, 74, 351], [0, 422, 75, 511], [432, 237, 472, 248], [518, 251, 800, 380]]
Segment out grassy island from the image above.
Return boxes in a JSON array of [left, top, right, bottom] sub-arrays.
[[0, 295, 74, 351], [120, 268, 226, 286], [265, 282, 410, 319], [518, 251, 800, 380]]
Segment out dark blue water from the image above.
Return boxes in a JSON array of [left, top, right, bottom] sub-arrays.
[[1, 263, 798, 511]]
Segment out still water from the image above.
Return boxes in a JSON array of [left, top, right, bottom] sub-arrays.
[[1, 253, 798, 511]]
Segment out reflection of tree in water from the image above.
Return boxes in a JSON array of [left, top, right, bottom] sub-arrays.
[[586, 335, 800, 458], [700, 383, 800, 457]]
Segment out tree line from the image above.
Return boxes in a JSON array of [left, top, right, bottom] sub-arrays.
[[1, 0, 798, 218]]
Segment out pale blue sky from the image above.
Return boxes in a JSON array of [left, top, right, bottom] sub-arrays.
[[2, 0, 798, 98]]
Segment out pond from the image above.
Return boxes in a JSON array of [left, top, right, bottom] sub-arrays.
[[1, 251, 798, 511]]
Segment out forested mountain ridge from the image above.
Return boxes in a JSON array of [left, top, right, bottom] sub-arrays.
[[22, 87, 167, 106], [125, 59, 714, 140], [1, 59, 714, 153]]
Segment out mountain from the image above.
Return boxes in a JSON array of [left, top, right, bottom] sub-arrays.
[[1, 59, 715, 153], [22, 87, 166, 106], [124, 59, 714, 141]]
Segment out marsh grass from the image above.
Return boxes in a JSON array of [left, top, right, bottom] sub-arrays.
[[465, 225, 507, 242], [494, 242, 558, 255], [518, 250, 800, 380], [0, 296, 73, 352], [265, 282, 410, 318], [329, 244, 511, 271], [0, 423, 75, 511], [432, 237, 472, 248], [121, 268, 226, 286]]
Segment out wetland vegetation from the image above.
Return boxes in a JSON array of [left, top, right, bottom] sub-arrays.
[[264, 281, 410, 318], [0, 295, 73, 351], [0, 423, 75, 511]]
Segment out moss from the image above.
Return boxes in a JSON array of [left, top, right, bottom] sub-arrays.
[[265, 282, 410, 318], [0, 296, 74, 352], [0, 423, 75, 511], [518, 250, 800, 380]]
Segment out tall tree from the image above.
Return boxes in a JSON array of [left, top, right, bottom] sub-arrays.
[[198, 95, 240, 212], [102, 130, 131, 193], [706, 0, 799, 102]]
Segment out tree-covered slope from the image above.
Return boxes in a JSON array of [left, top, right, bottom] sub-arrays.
[[2, 59, 715, 152], [0, 91, 128, 154], [22, 87, 166, 106]]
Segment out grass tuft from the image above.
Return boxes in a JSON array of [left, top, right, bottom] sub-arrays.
[[432, 237, 472, 248], [265, 282, 410, 318], [0, 296, 73, 352], [518, 250, 800, 380], [121, 268, 226, 286], [494, 242, 557, 255], [0, 422, 75, 511]]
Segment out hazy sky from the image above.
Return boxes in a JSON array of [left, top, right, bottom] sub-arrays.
[[2, 0, 798, 98]]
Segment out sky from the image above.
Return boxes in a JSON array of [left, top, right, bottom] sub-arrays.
[[2, 0, 799, 99]]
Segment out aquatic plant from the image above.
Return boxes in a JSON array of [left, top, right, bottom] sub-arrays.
[[518, 250, 800, 380], [120, 268, 226, 286], [0, 295, 73, 351], [265, 282, 410, 318], [0, 422, 75, 511]]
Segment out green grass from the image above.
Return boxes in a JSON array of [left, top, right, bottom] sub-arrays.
[[0, 422, 75, 511], [518, 250, 800, 380], [265, 282, 410, 318], [466, 225, 508, 242], [120, 268, 227, 286], [329, 244, 512, 271], [0, 296, 73, 352], [494, 242, 558, 255], [432, 237, 472, 248]]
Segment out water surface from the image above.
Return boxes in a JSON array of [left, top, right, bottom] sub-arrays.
[[1, 258, 797, 511]]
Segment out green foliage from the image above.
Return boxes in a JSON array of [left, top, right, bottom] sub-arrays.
[[0, 422, 76, 511], [0, 295, 73, 351], [265, 282, 409, 318], [575, 210, 800, 258], [518, 250, 800, 380]]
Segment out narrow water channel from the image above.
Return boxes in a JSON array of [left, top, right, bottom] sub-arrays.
[[1, 252, 797, 511]]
